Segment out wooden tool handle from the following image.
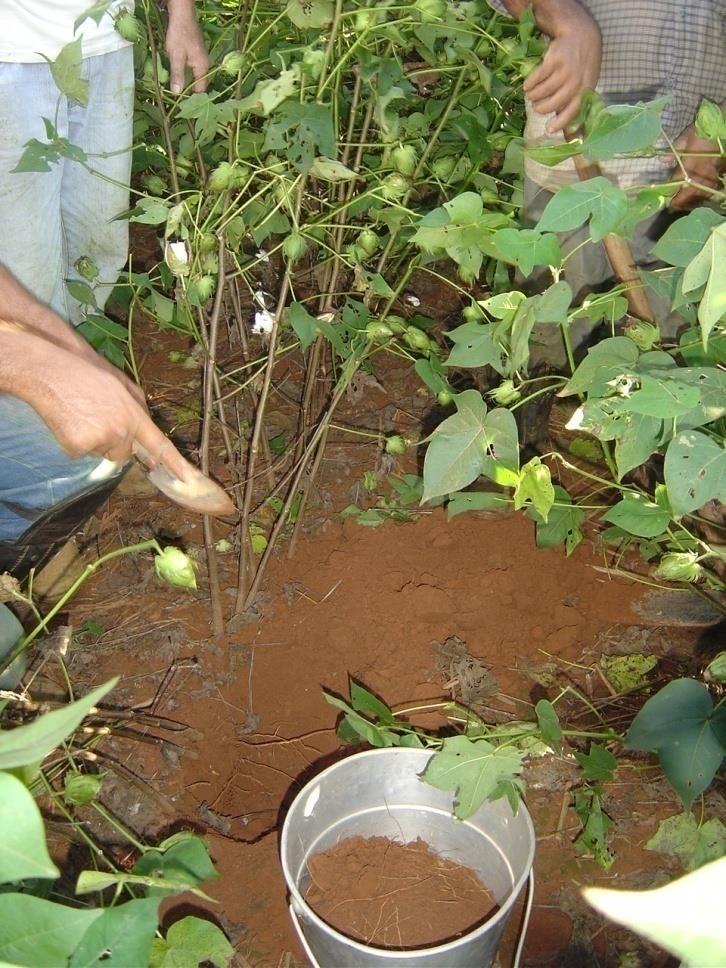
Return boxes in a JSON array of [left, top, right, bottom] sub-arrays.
[[567, 133, 656, 323]]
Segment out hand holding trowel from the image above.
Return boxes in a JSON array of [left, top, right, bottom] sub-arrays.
[[0, 316, 235, 517]]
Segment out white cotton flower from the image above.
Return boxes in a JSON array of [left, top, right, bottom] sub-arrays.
[[164, 240, 190, 276], [404, 292, 421, 307], [252, 309, 275, 336], [255, 249, 270, 264], [253, 289, 270, 309]]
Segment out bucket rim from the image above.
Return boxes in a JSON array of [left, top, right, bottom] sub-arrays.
[[280, 746, 535, 960]]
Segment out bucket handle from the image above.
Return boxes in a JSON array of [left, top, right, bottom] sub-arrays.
[[289, 901, 322, 968]]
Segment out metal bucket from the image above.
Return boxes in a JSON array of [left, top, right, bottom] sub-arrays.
[[280, 747, 535, 968]]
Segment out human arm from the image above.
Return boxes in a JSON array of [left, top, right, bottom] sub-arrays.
[[0, 265, 145, 405], [0, 325, 189, 478], [669, 126, 725, 210], [166, 0, 209, 94], [498, 0, 602, 134]]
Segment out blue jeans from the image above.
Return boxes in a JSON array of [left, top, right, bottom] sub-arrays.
[[0, 397, 116, 542], [0, 47, 134, 322], [0, 49, 133, 548]]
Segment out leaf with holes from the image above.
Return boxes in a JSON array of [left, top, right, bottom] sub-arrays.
[[526, 485, 584, 553], [664, 431, 726, 516], [70, 898, 159, 968], [423, 734, 524, 820], [645, 812, 726, 872], [625, 678, 726, 807], [444, 322, 506, 371], [513, 458, 555, 522]]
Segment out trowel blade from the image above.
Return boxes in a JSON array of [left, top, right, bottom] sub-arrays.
[[133, 442, 236, 517]]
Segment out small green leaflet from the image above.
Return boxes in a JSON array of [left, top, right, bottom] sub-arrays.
[[574, 788, 614, 869], [422, 734, 524, 820], [535, 176, 628, 242], [582, 98, 668, 162], [625, 678, 726, 808], [513, 457, 555, 522], [575, 745, 617, 783], [645, 812, 726, 872], [48, 38, 89, 106], [525, 141, 582, 167], [74, 0, 112, 31], [561, 336, 639, 397], [534, 700, 562, 753], [447, 491, 508, 518], [444, 321, 507, 371], [526, 485, 584, 554], [289, 302, 317, 350]]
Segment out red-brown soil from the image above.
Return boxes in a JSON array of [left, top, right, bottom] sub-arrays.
[[304, 835, 499, 949]]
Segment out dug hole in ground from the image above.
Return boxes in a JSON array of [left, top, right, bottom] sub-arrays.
[[59, 308, 722, 968]]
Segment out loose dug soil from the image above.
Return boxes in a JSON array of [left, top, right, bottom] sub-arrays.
[[53, 308, 724, 968], [304, 835, 499, 949]]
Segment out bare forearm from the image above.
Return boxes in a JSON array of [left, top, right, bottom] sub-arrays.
[[500, 0, 591, 38]]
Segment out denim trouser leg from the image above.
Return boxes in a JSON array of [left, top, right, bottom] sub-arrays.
[[0, 395, 113, 542], [0, 47, 134, 323]]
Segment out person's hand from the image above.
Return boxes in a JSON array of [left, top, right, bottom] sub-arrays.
[[166, 0, 209, 94], [523, 0, 602, 134], [17, 335, 190, 480], [668, 126, 724, 210]]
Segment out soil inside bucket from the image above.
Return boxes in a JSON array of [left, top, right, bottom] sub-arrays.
[[304, 835, 499, 950]]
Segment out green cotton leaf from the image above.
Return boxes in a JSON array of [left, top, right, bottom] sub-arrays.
[[575, 745, 617, 783], [11, 139, 62, 173], [422, 734, 524, 820], [75, 870, 213, 900], [683, 223, 726, 347], [664, 430, 726, 516], [238, 66, 300, 117], [602, 654, 657, 693], [492, 228, 562, 276], [535, 176, 629, 242], [653, 208, 724, 267], [582, 98, 668, 162], [513, 458, 555, 522], [525, 141, 583, 166], [324, 694, 395, 747], [444, 322, 506, 371], [508, 300, 537, 373], [535, 700, 562, 753], [0, 772, 59, 884], [533, 281, 573, 324], [583, 857, 726, 967], [645, 812, 726, 872], [481, 291, 526, 319], [415, 357, 450, 395], [149, 916, 234, 968], [74, 0, 113, 31], [622, 374, 701, 419], [625, 678, 726, 808], [70, 898, 160, 968], [679, 326, 726, 366], [132, 834, 217, 894], [601, 494, 670, 539], [614, 413, 664, 479], [526, 485, 584, 554], [349, 682, 394, 725], [0, 895, 101, 967], [288, 302, 318, 350], [129, 197, 170, 226], [422, 389, 488, 502], [0, 680, 116, 772], [561, 336, 639, 397], [574, 788, 614, 869], [447, 491, 509, 518], [263, 101, 334, 173], [570, 288, 629, 325], [49, 38, 89, 106], [286, 0, 334, 28], [481, 407, 520, 478]]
